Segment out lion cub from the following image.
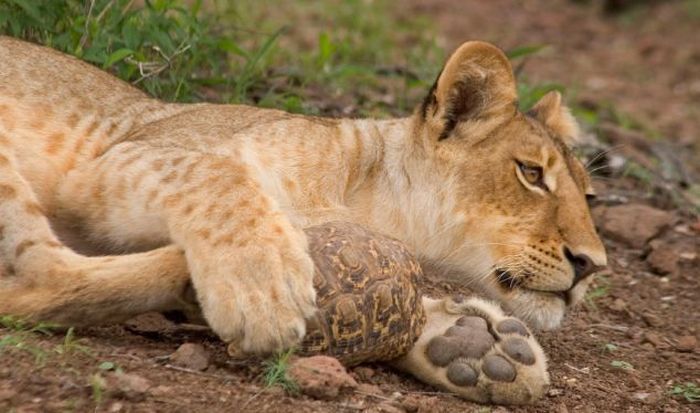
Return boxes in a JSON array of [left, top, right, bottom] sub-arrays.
[[0, 37, 604, 360]]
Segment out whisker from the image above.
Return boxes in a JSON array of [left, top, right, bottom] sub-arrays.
[[584, 144, 625, 170]]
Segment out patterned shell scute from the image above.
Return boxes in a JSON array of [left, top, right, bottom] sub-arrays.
[[299, 222, 426, 366]]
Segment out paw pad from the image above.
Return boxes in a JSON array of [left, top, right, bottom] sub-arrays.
[[395, 297, 549, 405], [446, 360, 479, 386], [425, 315, 537, 387], [501, 337, 535, 365], [496, 319, 529, 337], [482, 354, 516, 382], [427, 324, 495, 366]]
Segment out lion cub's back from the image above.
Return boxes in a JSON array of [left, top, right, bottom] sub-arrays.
[[0, 36, 147, 112]]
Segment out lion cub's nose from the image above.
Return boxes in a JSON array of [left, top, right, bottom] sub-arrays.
[[564, 248, 603, 285]]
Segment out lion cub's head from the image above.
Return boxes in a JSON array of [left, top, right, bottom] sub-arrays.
[[412, 42, 606, 330]]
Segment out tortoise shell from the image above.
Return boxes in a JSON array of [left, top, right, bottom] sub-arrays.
[[298, 222, 426, 366]]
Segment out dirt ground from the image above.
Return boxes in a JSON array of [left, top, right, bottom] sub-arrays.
[[1, 1, 699, 412]]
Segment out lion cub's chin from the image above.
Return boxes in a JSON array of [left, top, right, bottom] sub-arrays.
[[500, 290, 568, 332], [492, 278, 593, 331]]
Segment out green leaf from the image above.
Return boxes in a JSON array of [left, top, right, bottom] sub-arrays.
[[610, 360, 633, 370], [218, 39, 248, 58], [6, 0, 44, 25], [317, 32, 333, 67], [98, 361, 116, 371], [506, 44, 547, 60], [103, 48, 134, 68]]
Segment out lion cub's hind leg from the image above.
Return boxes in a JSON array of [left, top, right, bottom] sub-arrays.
[[0, 142, 75, 278], [0, 135, 193, 325], [393, 296, 549, 405]]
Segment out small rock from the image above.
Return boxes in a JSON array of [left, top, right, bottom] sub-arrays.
[[626, 327, 643, 341], [287, 356, 357, 400], [354, 366, 375, 381], [356, 382, 383, 396], [548, 388, 564, 397], [104, 372, 152, 401], [415, 396, 440, 413], [108, 401, 124, 412], [170, 343, 210, 371], [646, 245, 679, 276], [374, 402, 405, 413], [597, 204, 675, 248], [400, 394, 420, 413], [124, 312, 176, 334], [150, 385, 173, 397], [675, 335, 697, 352], [643, 331, 664, 348], [264, 386, 286, 397], [610, 298, 627, 312], [642, 313, 663, 328], [557, 403, 569, 413], [0, 388, 17, 402]]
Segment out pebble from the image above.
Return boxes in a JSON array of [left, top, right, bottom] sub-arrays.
[[610, 298, 627, 312], [643, 331, 664, 348], [108, 401, 124, 412], [287, 356, 358, 400], [356, 382, 383, 396], [400, 394, 420, 413], [170, 343, 210, 371], [124, 312, 176, 334], [104, 372, 152, 401], [642, 313, 663, 328], [547, 388, 564, 397], [675, 335, 697, 352], [354, 366, 375, 381], [596, 204, 675, 248], [646, 245, 679, 276], [0, 388, 17, 402]]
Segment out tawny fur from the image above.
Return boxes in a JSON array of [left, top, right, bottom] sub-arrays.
[[0, 37, 605, 355]]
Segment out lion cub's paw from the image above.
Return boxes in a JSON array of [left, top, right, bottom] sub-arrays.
[[393, 296, 549, 405], [196, 243, 318, 357]]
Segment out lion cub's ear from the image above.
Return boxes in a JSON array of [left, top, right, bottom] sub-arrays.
[[421, 41, 517, 141], [528, 91, 581, 145]]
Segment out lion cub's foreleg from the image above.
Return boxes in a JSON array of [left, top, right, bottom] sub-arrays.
[[57, 141, 317, 355]]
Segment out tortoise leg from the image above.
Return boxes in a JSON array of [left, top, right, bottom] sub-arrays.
[[391, 296, 549, 405]]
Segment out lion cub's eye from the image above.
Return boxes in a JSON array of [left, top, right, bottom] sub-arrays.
[[517, 162, 545, 189]]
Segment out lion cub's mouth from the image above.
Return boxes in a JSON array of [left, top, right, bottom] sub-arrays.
[[495, 269, 569, 304]]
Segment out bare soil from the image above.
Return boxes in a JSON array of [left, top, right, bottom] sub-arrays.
[[1, 1, 698, 412]]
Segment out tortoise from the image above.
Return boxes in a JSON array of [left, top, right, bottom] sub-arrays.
[[297, 222, 425, 365]]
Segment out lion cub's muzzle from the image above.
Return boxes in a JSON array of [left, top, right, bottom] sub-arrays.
[[563, 247, 605, 286], [495, 247, 606, 306]]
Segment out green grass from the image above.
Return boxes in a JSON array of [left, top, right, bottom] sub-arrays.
[[0, 0, 445, 116], [0, 316, 90, 365], [0, 315, 61, 365], [601, 342, 618, 353], [610, 360, 634, 371], [262, 348, 299, 394], [584, 274, 610, 309], [669, 382, 700, 403]]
